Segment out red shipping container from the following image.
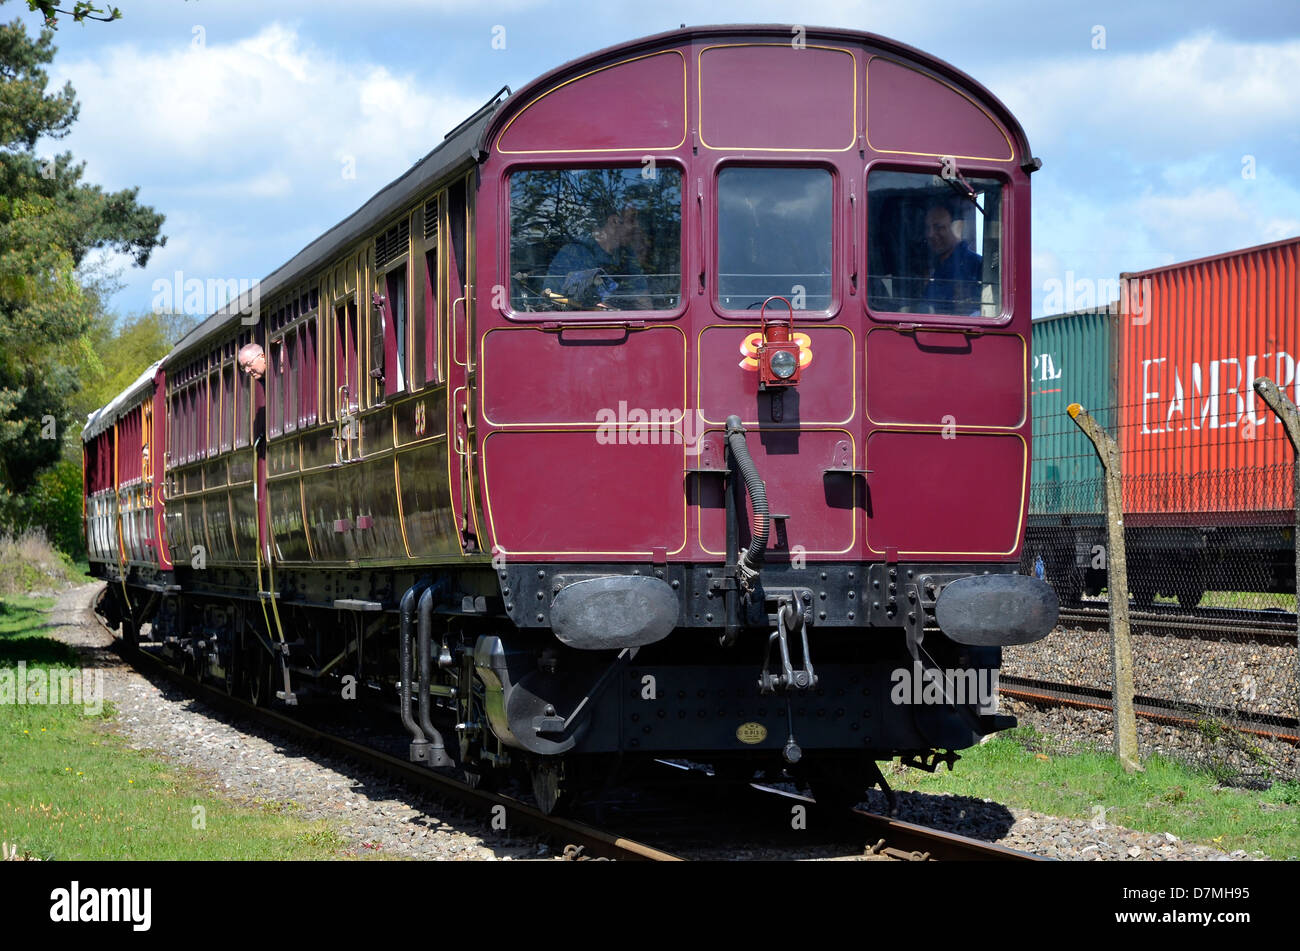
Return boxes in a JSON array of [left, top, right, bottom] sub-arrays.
[[1118, 236, 1299, 519]]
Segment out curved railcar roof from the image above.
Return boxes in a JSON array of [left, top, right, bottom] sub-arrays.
[[478, 24, 1035, 163], [164, 89, 508, 366], [82, 359, 162, 441]]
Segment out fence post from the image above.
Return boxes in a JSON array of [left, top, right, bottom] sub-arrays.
[[1067, 403, 1142, 772], [1252, 377, 1300, 729]]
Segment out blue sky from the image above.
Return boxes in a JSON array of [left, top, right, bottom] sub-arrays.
[[21, 0, 1300, 320]]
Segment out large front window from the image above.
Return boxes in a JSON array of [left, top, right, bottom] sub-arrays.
[[717, 166, 832, 311], [509, 167, 682, 312], [866, 169, 1003, 318]]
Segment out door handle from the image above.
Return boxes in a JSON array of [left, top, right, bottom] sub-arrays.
[[451, 296, 467, 367]]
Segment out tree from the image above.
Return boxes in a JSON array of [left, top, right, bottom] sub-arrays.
[[24, 1, 120, 29], [0, 8, 164, 493], [70, 309, 200, 427]]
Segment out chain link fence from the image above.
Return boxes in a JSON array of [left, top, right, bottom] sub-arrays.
[[1008, 402, 1299, 786]]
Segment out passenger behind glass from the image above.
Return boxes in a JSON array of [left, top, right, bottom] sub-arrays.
[[921, 200, 982, 314], [543, 203, 651, 310]]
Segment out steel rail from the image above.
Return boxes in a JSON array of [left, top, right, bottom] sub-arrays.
[[999, 674, 1300, 744], [87, 586, 681, 862], [747, 784, 1046, 861], [1056, 605, 1296, 644]]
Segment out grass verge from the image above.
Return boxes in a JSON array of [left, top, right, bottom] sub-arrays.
[[0, 531, 86, 597], [0, 595, 363, 860], [890, 725, 1300, 859]]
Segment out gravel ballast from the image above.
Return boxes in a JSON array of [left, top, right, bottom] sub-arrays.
[[39, 583, 1271, 860]]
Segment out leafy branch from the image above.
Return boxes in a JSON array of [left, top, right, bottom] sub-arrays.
[[25, 1, 121, 28]]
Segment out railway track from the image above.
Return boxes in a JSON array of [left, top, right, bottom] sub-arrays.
[[1000, 674, 1300, 744], [89, 589, 678, 862], [1056, 603, 1297, 644], [756, 786, 1046, 862], [87, 586, 1043, 862]]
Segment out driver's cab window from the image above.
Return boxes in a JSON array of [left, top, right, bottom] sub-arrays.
[[866, 169, 1003, 318], [509, 167, 682, 313]]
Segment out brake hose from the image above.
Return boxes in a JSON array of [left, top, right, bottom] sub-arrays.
[[725, 414, 768, 589]]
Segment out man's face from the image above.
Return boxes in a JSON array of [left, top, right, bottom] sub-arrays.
[[240, 353, 266, 381], [593, 212, 624, 251], [925, 207, 960, 258]]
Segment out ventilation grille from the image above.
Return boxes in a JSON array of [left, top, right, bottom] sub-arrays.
[[375, 218, 410, 269], [424, 200, 438, 242]]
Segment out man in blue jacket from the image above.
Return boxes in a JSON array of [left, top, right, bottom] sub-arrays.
[[544, 204, 651, 310], [922, 201, 983, 314]]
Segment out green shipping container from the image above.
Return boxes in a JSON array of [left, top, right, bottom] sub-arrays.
[[1029, 308, 1119, 516]]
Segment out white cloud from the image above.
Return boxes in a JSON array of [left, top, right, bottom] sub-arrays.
[[1134, 184, 1300, 252], [54, 23, 481, 185], [49, 22, 484, 314], [999, 32, 1300, 315], [987, 33, 1300, 161]]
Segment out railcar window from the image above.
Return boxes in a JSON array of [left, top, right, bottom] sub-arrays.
[[208, 370, 220, 455], [717, 167, 833, 311], [509, 167, 682, 313], [235, 365, 249, 448], [221, 364, 234, 452], [269, 339, 283, 437], [186, 385, 197, 463], [302, 317, 318, 425], [422, 249, 439, 384], [285, 328, 298, 432], [866, 170, 1003, 318], [383, 266, 407, 396]]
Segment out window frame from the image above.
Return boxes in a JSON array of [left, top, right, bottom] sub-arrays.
[[207, 366, 220, 456], [711, 159, 841, 321], [862, 160, 1013, 328], [501, 160, 689, 323], [300, 315, 318, 427], [381, 263, 408, 398]]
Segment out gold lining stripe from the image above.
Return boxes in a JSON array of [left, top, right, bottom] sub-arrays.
[[862, 328, 1028, 430], [864, 55, 1014, 162], [863, 431, 1028, 556], [478, 324, 688, 428], [480, 427, 688, 557], [698, 44, 857, 152], [496, 50, 688, 155], [696, 427, 858, 557]]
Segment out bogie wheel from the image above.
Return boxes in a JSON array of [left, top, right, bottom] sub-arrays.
[[121, 618, 138, 652], [247, 652, 274, 707], [223, 654, 241, 697]]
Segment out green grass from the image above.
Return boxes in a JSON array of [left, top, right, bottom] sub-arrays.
[[890, 726, 1300, 859], [0, 531, 85, 597], [0, 595, 366, 860], [1096, 588, 1297, 612], [1197, 590, 1297, 612]]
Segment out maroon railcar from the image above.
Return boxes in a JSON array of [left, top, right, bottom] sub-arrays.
[[87, 26, 1055, 812]]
